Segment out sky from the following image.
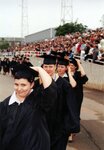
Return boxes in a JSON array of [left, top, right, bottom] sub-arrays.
[[0, 0, 104, 37]]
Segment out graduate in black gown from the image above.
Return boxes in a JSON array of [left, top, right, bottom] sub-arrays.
[[0, 64, 57, 150], [39, 55, 79, 150], [57, 56, 88, 141], [57, 56, 81, 142], [53, 51, 77, 88], [69, 58, 88, 120], [57, 56, 77, 87]]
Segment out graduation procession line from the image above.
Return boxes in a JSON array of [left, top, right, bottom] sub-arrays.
[[0, 67, 104, 150]]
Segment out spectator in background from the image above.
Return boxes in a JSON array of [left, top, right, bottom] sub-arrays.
[[2, 57, 10, 75], [92, 45, 99, 63], [0, 58, 2, 74], [84, 44, 94, 61], [99, 38, 104, 50], [10, 57, 18, 76], [98, 48, 104, 61], [23, 57, 33, 67]]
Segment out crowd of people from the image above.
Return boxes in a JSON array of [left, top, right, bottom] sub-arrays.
[[0, 28, 104, 75], [0, 56, 33, 75], [1, 28, 104, 63], [2, 28, 104, 61]]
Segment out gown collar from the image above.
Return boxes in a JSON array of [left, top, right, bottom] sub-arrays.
[[9, 90, 33, 105]]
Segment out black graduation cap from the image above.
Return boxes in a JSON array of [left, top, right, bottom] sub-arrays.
[[40, 54, 57, 65], [57, 52, 65, 58], [50, 50, 58, 56], [13, 64, 38, 81], [50, 51, 69, 66], [69, 58, 78, 70], [57, 57, 69, 66]]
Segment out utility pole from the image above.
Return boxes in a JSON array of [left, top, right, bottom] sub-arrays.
[[100, 14, 104, 28], [61, 0, 73, 25], [21, 0, 29, 38]]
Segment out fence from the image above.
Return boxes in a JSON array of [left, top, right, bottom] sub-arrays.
[[82, 61, 104, 91]]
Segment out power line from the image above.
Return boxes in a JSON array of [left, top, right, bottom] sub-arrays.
[[100, 14, 104, 28], [61, 0, 73, 25], [21, 0, 29, 38]]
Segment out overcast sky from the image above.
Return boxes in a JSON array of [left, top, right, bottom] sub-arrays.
[[0, 0, 104, 37]]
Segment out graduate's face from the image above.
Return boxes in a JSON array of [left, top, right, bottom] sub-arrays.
[[57, 64, 67, 76], [69, 63, 77, 72], [43, 64, 56, 77], [14, 78, 34, 100]]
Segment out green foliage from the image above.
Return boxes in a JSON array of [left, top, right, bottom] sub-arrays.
[[0, 38, 10, 50], [55, 21, 87, 36]]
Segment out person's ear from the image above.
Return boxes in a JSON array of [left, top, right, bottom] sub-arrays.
[[31, 82, 34, 89]]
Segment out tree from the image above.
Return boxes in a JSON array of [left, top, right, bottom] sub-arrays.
[[55, 21, 87, 36], [0, 38, 10, 50]]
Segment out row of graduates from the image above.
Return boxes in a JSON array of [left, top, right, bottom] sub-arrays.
[[0, 56, 33, 75], [37, 53, 88, 149], [0, 53, 88, 150]]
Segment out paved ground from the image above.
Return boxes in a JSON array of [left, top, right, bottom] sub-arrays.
[[0, 74, 13, 101]]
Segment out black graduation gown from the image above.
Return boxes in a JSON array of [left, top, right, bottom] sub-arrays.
[[2, 60, 10, 73], [10, 60, 18, 76], [46, 77, 80, 150], [63, 72, 88, 134], [0, 60, 2, 71], [73, 71, 88, 118], [0, 81, 57, 150]]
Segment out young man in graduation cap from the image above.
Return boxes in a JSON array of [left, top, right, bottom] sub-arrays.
[[39, 54, 80, 150], [0, 64, 57, 150]]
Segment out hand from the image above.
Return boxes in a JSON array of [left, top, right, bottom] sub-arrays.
[[67, 66, 71, 73], [30, 66, 40, 72], [76, 59, 81, 68], [76, 59, 81, 64]]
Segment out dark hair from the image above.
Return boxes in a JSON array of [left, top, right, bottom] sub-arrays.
[[70, 58, 78, 70], [13, 64, 38, 83], [14, 71, 34, 83]]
